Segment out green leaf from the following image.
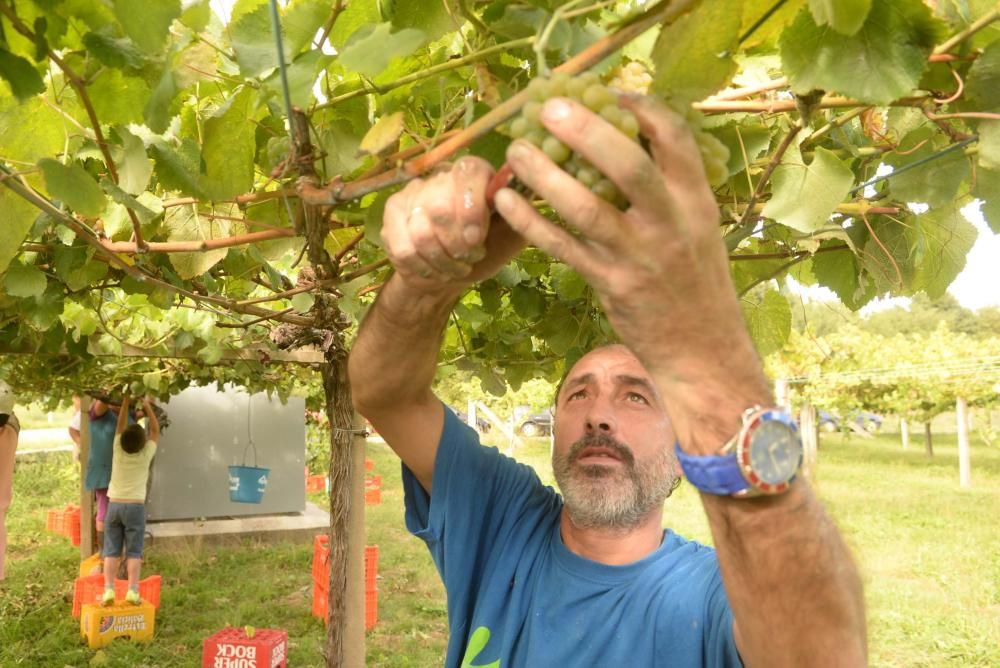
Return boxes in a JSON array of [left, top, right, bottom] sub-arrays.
[[740, 288, 791, 357], [37, 159, 106, 217], [180, 0, 212, 32], [762, 146, 853, 233], [973, 167, 1000, 234], [118, 129, 153, 195], [151, 138, 203, 198], [4, 262, 47, 298], [144, 68, 178, 134], [358, 112, 405, 157], [510, 285, 545, 320], [82, 31, 146, 69], [650, 2, 740, 106], [142, 371, 161, 391], [537, 306, 580, 356], [811, 243, 868, 310], [550, 264, 587, 301], [231, 3, 288, 78], [0, 185, 41, 274], [389, 0, 451, 43], [780, 1, 940, 105], [284, 0, 330, 55], [808, 0, 872, 35], [291, 292, 314, 312], [882, 128, 969, 207], [89, 70, 151, 126], [325, 0, 380, 50], [0, 96, 66, 164], [200, 88, 256, 201], [112, 0, 181, 54], [100, 180, 157, 222], [165, 205, 247, 279], [0, 48, 45, 101], [339, 23, 425, 78], [964, 39, 1000, 111], [908, 205, 978, 299], [711, 122, 772, 176], [978, 120, 1000, 171]]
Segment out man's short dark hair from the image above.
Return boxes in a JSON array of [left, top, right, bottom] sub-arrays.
[[121, 424, 147, 454], [0, 414, 8, 428]]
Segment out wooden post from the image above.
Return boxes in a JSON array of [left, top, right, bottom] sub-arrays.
[[79, 396, 94, 557], [924, 422, 933, 457], [957, 397, 971, 488], [775, 379, 790, 411], [900, 418, 909, 451], [799, 403, 818, 485]]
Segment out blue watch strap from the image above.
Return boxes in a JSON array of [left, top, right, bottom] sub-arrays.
[[674, 443, 750, 496]]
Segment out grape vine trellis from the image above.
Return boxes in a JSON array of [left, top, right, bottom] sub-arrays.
[[1, 0, 1000, 664]]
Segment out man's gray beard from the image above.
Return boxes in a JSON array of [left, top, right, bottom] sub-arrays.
[[552, 433, 680, 530]]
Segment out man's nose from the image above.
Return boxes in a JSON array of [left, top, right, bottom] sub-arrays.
[[584, 400, 617, 434]]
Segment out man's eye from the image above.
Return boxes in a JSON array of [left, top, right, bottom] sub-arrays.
[[627, 393, 648, 404], [568, 390, 586, 401]]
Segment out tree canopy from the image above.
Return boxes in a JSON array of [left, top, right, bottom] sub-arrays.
[[1, 0, 999, 401]]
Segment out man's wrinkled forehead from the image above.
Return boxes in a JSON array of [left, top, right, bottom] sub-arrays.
[[558, 345, 663, 403]]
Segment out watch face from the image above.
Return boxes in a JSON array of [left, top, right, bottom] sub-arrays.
[[748, 420, 801, 485]]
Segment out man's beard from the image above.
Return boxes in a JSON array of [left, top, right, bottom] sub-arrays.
[[552, 433, 680, 530]]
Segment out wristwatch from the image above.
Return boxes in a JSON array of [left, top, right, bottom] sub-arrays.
[[675, 406, 803, 497]]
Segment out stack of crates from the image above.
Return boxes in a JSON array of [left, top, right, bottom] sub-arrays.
[[311, 534, 378, 630], [72, 573, 162, 618], [305, 474, 326, 493], [45, 504, 82, 545], [364, 475, 382, 506], [202, 627, 288, 668], [79, 553, 102, 577]]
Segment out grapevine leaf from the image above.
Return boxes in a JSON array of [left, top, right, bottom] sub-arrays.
[[144, 69, 178, 134], [808, 0, 872, 36], [291, 293, 314, 313], [81, 31, 146, 69], [550, 265, 587, 301], [151, 138, 204, 198], [284, 0, 330, 55], [811, 243, 868, 310], [738, 0, 807, 49], [510, 285, 544, 320], [978, 120, 1000, 171], [650, 2, 741, 106], [390, 0, 452, 42], [964, 39, 1000, 111], [740, 288, 791, 357], [180, 0, 212, 32], [780, 1, 941, 105], [118, 129, 153, 195], [908, 205, 978, 299], [0, 96, 65, 165], [37, 159, 106, 217], [0, 48, 45, 101], [4, 262, 48, 298], [165, 206, 247, 279], [0, 185, 41, 274], [537, 305, 579, 356], [339, 23, 425, 78], [89, 70, 151, 126], [711, 122, 772, 176], [231, 3, 289, 78], [358, 112, 405, 157], [111, 0, 181, 54], [100, 180, 157, 222], [325, 0, 381, 50], [762, 146, 853, 233], [200, 87, 256, 201], [882, 128, 969, 207], [973, 167, 1000, 234]]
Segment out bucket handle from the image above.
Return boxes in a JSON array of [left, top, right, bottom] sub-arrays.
[[241, 394, 258, 468]]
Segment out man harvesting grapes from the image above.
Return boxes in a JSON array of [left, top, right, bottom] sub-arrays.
[[349, 85, 866, 667]]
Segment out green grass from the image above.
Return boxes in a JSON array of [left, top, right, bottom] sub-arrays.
[[2, 434, 998, 666]]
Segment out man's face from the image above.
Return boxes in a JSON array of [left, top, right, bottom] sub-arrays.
[[551, 345, 679, 529]]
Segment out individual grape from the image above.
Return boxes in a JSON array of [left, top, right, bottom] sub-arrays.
[[542, 135, 571, 164], [524, 129, 547, 147], [548, 71, 572, 96], [566, 77, 588, 99], [599, 104, 624, 127], [592, 178, 620, 204], [575, 166, 600, 187], [527, 77, 550, 102], [619, 112, 639, 138], [522, 101, 542, 124], [582, 84, 617, 111], [607, 61, 653, 95], [509, 117, 529, 138], [692, 129, 731, 187]]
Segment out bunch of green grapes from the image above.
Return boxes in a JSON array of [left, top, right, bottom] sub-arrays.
[[694, 128, 730, 187], [508, 71, 640, 208], [607, 61, 653, 95]]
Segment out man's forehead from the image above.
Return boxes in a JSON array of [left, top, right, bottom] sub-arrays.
[[564, 346, 651, 385]]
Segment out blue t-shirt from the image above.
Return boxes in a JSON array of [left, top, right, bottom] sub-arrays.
[[84, 407, 134, 491], [403, 407, 743, 667]]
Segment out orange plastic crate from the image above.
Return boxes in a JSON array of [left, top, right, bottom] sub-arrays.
[[46, 509, 59, 532], [202, 626, 288, 668], [364, 458, 375, 472], [72, 573, 162, 618], [311, 582, 378, 631], [365, 588, 378, 630], [305, 474, 326, 493], [312, 536, 378, 590]]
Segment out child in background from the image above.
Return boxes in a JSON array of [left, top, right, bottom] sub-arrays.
[[102, 395, 159, 605], [0, 383, 19, 582]]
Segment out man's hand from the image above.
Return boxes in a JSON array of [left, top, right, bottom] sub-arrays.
[[381, 156, 524, 296], [493, 95, 771, 454]]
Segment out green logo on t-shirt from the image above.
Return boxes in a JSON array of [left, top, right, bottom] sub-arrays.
[[461, 626, 500, 668]]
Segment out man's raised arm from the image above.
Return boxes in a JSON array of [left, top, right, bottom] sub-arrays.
[[493, 95, 866, 666], [348, 158, 524, 493]]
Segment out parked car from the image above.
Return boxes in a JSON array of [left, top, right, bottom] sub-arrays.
[[517, 410, 553, 437], [818, 411, 882, 433]]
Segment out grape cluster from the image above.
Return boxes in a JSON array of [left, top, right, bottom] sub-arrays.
[[607, 61, 653, 95], [509, 71, 639, 208], [694, 129, 730, 187]]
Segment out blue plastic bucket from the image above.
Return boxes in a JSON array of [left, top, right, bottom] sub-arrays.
[[228, 465, 270, 504]]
